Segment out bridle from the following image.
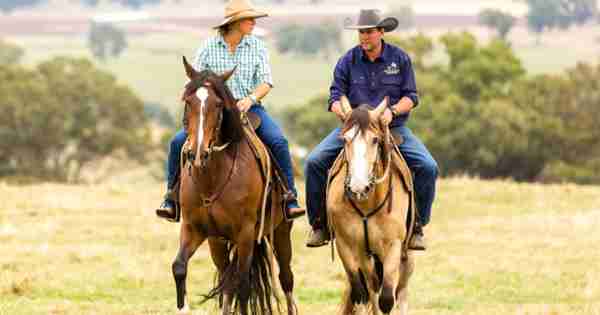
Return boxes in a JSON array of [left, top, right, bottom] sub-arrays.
[[343, 125, 392, 201], [342, 124, 394, 258], [184, 83, 230, 169]]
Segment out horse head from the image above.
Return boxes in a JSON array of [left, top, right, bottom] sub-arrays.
[[181, 56, 243, 169], [340, 95, 390, 201]]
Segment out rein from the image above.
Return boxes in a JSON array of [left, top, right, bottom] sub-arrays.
[[344, 169, 393, 258], [343, 128, 395, 258], [185, 99, 238, 208], [187, 142, 239, 208]]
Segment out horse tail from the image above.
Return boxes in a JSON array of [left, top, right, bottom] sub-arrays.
[[201, 241, 281, 315]]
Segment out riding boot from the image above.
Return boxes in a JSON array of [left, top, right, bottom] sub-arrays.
[[156, 182, 181, 222], [408, 222, 426, 251], [283, 192, 306, 220], [305, 228, 330, 248]]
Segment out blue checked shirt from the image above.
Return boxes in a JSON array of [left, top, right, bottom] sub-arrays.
[[329, 40, 419, 127], [193, 34, 273, 101]]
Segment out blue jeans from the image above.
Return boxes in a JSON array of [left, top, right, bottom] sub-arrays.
[[166, 105, 300, 209], [304, 126, 438, 229]]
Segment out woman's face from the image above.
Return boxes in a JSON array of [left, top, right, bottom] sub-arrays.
[[237, 17, 256, 35]]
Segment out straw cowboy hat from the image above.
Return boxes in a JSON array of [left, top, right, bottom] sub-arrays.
[[344, 9, 399, 32], [214, 0, 269, 29]]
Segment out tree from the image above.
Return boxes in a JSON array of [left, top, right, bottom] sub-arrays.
[[88, 22, 128, 61], [277, 94, 338, 150], [526, 0, 597, 43], [0, 39, 24, 65], [0, 57, 151, 181], [478, 9, 516, 40], [275, 23, 342, 57], [386, 33, 434, 71]]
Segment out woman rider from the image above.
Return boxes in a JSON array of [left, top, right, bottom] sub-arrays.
[[156, 0, 305, 221]]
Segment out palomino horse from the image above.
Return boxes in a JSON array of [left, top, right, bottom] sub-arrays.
[[171, 56, 297, 315], [327, 96, 415, 315]]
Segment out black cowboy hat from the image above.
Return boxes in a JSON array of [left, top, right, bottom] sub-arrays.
[[344, 9, 399, 32]]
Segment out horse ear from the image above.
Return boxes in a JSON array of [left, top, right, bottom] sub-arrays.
[[221, 66, 237, 82], [340, 95, 353, 117], [182, 56, 196, 80], [372, 96, 388, 118]]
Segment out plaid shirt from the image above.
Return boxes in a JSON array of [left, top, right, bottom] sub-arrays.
[[193, 34, 273, 100]]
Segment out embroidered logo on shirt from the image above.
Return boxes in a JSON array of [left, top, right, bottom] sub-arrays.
[[384, 62, 399, 75]]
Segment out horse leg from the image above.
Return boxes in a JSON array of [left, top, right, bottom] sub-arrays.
[[235, 228, 256, 315], [172, 223, 206, 314], [273, 221, 297, 315], [364, 260, 382, 315], [208, 237, 231, 314], [378, 240, 403, 314], [395, 254, 414, 315], [336, 237, 367, 315]]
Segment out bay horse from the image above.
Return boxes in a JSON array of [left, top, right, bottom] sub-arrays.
[[171, 56, 297, 315], [327, 96, 415, 315]]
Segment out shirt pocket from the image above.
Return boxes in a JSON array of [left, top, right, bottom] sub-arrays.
[[381, 75, 403, 98], [237, 56, 259, 81]]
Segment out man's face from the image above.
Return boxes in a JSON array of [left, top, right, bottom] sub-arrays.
[[358, 27, 384, 52]]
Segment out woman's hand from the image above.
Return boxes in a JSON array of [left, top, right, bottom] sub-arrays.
[[236, 97, 253, 112]]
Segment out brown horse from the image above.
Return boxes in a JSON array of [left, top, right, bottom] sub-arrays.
[[327, 96, 415, 315], [171, 57, 297, 315]]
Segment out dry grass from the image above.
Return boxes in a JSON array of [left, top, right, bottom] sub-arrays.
[[1, 176, 599, 314]]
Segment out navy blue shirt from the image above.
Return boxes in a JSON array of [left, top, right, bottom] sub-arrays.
[[329, 40, 419, 127]]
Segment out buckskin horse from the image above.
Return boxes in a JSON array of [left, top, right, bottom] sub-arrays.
[[327, 96, 415, 315], [170, 57, 297, 315]]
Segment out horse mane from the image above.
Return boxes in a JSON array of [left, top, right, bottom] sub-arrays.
[[186, 70, 244, 144], [342, 104, 371, 134]]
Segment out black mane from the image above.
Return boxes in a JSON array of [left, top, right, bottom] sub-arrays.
[[187, 70, 244, 144]]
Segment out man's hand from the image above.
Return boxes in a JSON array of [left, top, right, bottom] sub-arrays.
[[391, 97, 414, 116], [330, 101, 346, 121], [236, 97, 253, 112], [382, 107, 393, 125]]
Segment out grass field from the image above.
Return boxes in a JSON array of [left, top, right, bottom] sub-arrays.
[[1, 177, 600, 315]]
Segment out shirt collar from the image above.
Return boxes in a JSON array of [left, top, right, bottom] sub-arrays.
[[359, 39, 388, 63], [217, 34, 252, 49]]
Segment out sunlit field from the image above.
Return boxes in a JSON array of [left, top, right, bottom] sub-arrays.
[[1, 176, 599, 314]]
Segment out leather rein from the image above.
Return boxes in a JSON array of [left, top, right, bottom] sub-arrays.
[[343, 128, 394, 258]]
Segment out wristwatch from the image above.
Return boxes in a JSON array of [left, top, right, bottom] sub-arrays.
[[248, 94, 258, 104]]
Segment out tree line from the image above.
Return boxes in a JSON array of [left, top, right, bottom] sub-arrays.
[[0, 40, 152, 181]]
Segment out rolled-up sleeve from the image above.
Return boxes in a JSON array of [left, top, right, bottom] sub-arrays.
[[328, 56, 350, 111], [256, 44, 273, 87], [401, 55, 419, 107]]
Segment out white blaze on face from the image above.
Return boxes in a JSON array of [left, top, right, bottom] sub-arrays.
[[345, 126, 370, 193], [195, 87, 209, 155]]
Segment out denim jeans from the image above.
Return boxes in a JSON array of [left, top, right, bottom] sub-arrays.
[[304, 125, 438, 229], [166, 104, 300, 209]]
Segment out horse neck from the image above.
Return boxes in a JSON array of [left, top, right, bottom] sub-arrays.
[[192, 139, 252, 193]]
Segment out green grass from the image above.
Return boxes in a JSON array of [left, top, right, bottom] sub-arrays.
[[1, 177, 600, 314]]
